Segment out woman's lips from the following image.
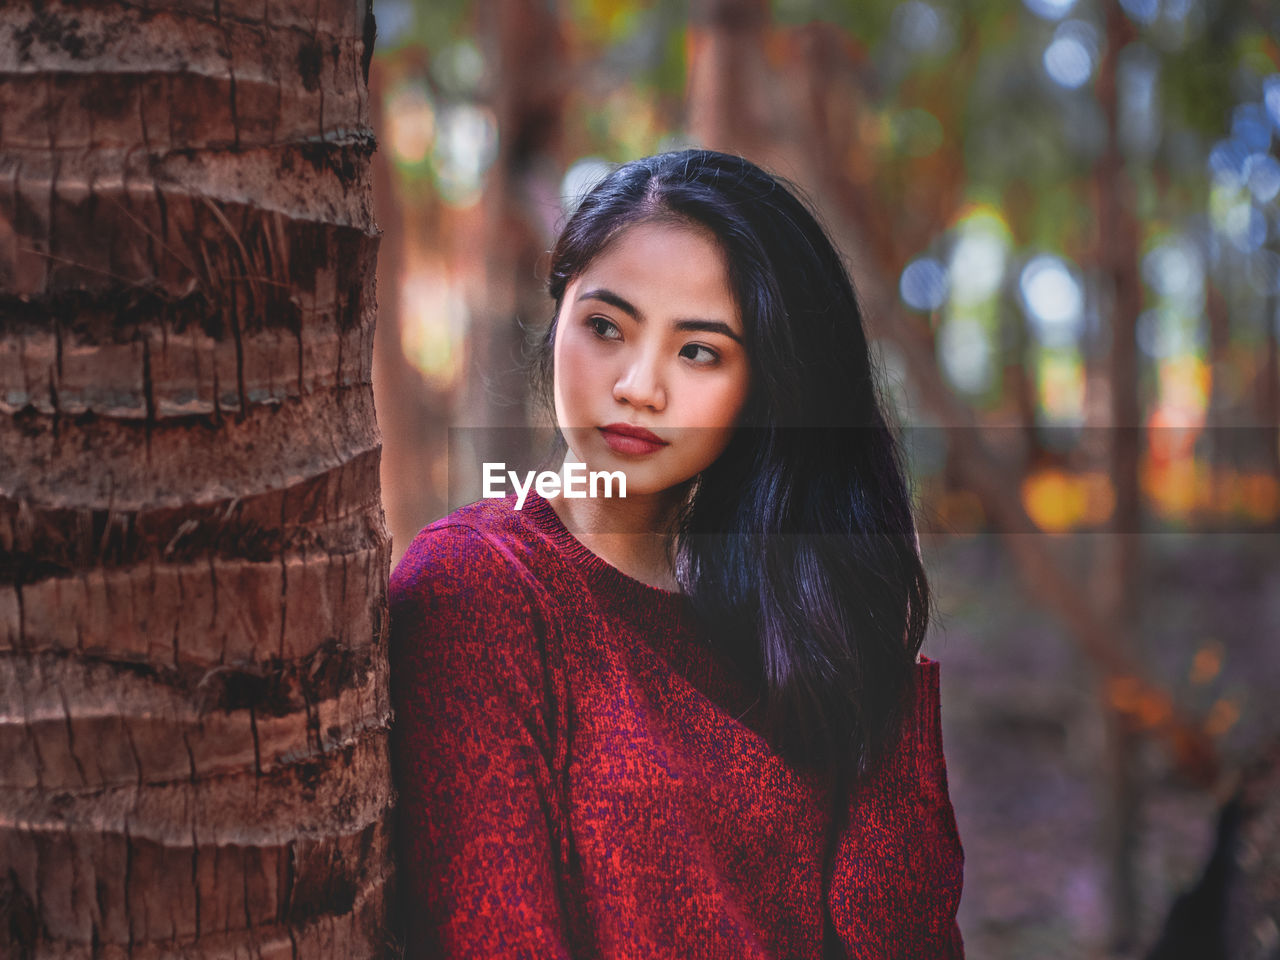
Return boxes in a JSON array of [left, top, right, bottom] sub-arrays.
[[598, 424, 668, 456]]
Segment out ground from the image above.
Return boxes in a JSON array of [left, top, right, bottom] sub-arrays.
[[923, 529, 1280, 959]]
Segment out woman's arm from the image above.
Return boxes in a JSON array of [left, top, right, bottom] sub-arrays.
[[828, 657, 965, 959], [389, 523, 574, 959]]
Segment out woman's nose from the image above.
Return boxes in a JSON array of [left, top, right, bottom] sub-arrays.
[[613, 352, 666, 411]]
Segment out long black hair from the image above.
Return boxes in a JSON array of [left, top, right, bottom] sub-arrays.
[[534, 149, 929, 786]]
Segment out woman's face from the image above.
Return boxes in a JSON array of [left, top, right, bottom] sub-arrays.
[[552, 219, 751, 499]]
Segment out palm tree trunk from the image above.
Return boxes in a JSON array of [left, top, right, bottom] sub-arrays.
[[0, 2, 394, 956]]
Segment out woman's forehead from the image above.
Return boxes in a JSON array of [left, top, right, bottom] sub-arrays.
[[568, 221, 739, 323]]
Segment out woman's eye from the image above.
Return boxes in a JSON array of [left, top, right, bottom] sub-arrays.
[[681, 343, 720, 365], [588, 316, 621, 340]]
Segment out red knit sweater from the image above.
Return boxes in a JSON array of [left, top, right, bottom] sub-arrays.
[[388, 491, 965, 959]]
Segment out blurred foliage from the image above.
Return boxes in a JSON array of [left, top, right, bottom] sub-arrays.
[[373, 0, 1280, 530]]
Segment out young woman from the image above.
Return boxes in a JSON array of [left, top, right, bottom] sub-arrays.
[[389, 149, 965, 959]]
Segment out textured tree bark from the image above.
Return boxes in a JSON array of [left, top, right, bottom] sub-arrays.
[[0, 2, 394, 957]]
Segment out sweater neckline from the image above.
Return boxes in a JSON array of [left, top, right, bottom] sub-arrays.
[[521, 491, 691, 614]]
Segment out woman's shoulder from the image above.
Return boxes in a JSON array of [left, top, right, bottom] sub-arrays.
[[388, 499, 565, 678], [387, 503, 566, 743], [392, 498, 538, 594], [394, 494, 545, 578]]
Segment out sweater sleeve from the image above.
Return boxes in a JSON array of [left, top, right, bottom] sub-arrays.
[[388, 522, 573, 960], [829, 657, 965, 959]]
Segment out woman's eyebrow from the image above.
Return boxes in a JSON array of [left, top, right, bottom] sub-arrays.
[[673, 318, 743, 343], [578, 287, 640, 318], [577, 287, 743, 343]]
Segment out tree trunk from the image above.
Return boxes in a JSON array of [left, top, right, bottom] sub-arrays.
[[456, 0, 566, 493], [1205, 273, 1232, 497], [1093, 2, 1145, 949], [1261, 291, 1279, 487], [369, 57, 448, 566], [0, 2, 394, 957], [686, 0, 777, 165]]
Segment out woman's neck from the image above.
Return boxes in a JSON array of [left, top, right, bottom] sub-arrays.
[[546, 461, 687, 593]]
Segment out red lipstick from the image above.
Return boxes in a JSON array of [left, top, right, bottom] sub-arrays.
[[599, 422, 668, 455]]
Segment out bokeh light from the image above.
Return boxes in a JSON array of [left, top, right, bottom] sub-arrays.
[[375, 0, 414, 47], [1019, 255, 1084, 346], [948, 211, 1010, 305], [1264, 74, 1280, 129], [1208, 138, 1250, 187], [938, 317, 995, 394], [400, 266, 469, 389], [1118, 43, 1161, 158], [432, 40, 486, 96], [1043, 21, 1098, 89], [1217, 197, 1267, 253], [1137, 306, 1204, 359], [1023, 0, 1076, 21], [900, 256, 950, 311], [387, 83, 435, 166], [1037, 349, 1086, 425], [1231, 103, 1273, 153], [1142, 236, 1205, 305], [1119, 0, 1159, 26], [1244, 153, 1280, 203], [891, 1, 954, 56], [432, 104, 499, 207], [891, 108, 945, 157]]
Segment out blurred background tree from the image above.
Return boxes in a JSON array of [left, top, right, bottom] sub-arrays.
[[369, 0, 1280, 956]]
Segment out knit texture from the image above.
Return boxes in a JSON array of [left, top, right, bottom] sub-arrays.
[[389, 491, 965, 959]]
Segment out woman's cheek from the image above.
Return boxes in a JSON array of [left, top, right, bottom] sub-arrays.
[[698, 374, 751, 429], [557, 331, 592, 381], [556, 336, 601, 424]]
